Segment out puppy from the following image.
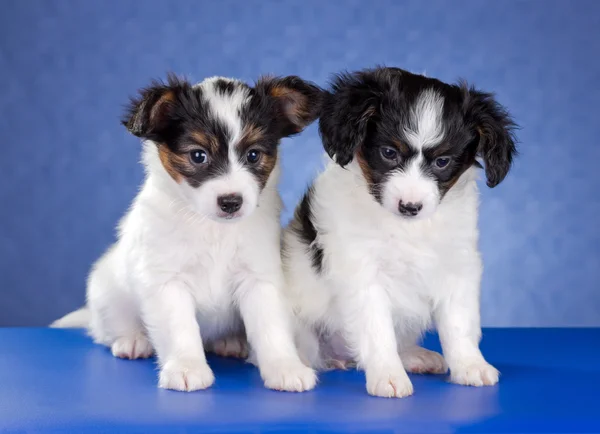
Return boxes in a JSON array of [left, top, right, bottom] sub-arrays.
[[53, 74, 323, 392], [283, 67, 517, 397]]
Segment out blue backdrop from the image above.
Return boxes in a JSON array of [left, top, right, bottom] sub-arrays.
[[1, 0, 598, 326]]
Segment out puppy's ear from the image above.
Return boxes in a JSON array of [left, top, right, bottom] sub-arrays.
[[319, 73, 379, 166], [255, 75, 324, 137], [462, 83, 518, 188], [121, 73, 188, 141]]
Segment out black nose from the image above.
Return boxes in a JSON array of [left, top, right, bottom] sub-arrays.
[[217, 194, 243, 214], [398, 200, 423, 217]]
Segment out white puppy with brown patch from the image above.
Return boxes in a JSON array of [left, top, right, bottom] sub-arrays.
[[283, 67, 518, 398], [52, 74, 323, 392]]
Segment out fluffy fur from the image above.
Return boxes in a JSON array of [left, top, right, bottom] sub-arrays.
[[52, 74, 323, 393], [283, 67, 517, 398]]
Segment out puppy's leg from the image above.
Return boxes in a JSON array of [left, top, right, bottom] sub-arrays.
[[293, 321, 323, 369], [236, 278, 316, 392], [435, 270, 499, 387], [142, 281, 214, 392], [87, 252, 154, 360], [343, 282, 413, 398]]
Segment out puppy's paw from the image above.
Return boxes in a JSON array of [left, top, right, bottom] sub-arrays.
[[111, 335, 154, 359], [261, 359, 317, 392], [159, 359, 215, 392], [366, 367, 414, 398], [401, 347, 448, 374], [324, 359, 357, 371], [450, 360, 499, 387], [208, 336, 249, 359]]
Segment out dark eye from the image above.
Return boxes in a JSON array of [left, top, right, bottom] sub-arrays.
[[246, 149, 262, 164], [380, 146, 398, 161], [190, 150, 208, 164], [435, 157, 451, 168]]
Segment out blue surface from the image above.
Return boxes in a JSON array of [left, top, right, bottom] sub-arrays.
[[0, 328, 599, 433], [1, 1, 600, 327]]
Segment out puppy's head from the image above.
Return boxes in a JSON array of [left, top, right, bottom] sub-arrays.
[[123, 74, 322, 222], [320, 67, 518, 219]]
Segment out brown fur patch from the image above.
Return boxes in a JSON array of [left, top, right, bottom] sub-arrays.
[[243, 124, 265, 144], [235, 124, 276, 189], [158, 145, 181, 182], [149, 91, 175, 126], [237, 124, 266, 152], [356, 148, 374, 186], [255, 152, 277, 189], [158, 144, 193, 183], [270, 86, 310, 131], [392, 139, 410, 155], [190, 130, 219, 154]]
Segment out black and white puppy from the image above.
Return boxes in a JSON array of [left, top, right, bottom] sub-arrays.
[[283, 67, 517, 397], [52, 74, 323, 392]]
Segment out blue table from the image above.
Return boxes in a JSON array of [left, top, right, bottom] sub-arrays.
[[0, 328, 598, 433]]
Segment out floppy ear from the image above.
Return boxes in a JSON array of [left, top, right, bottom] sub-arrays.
[[462, 83, 518, 188], [121, 73, 188, 141], [319, 73, 379, 166], [254, 75, 324, 137]]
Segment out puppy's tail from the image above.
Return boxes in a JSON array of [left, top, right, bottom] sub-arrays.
[[50, 307, 90, 328]]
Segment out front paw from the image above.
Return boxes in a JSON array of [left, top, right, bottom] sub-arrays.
[[450, 360, 499, 386], [366, 366, 414, 398], [159, 358, 215, 392], [260, 359, 317, 392]]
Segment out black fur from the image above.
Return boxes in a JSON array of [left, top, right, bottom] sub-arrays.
[[213, 78, 238, 97], [461, 83, 518, 187], [290, 187, 324, 273], [319, 67, 518, 198]]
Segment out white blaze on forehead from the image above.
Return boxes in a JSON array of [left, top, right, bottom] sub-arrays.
[[197, 77, 252, 174], [403, 89, 445, 150], [197, 76, 250, 145]]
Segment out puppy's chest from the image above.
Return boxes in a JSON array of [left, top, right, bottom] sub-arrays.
[[176, 230, 242, 308], [374, 218, 470, 296]]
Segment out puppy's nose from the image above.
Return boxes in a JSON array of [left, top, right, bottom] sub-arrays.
[[217, 194, 243, 214], [398, 200, 423, 217]]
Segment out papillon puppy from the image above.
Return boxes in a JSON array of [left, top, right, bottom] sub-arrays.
[[283, 67, 517, 397], [53, 74, 323, 392]]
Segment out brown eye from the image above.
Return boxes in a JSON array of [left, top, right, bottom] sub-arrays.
[[246, 149, 262, 164], [434, 156, 451, 168], [190, 150, 208, 164], [380, 146, 398, 161]]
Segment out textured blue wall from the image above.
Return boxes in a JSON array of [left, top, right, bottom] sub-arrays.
[[1, 0, 599, 326]]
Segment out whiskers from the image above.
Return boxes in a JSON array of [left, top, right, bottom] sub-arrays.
[[169, 199, 209, 227]]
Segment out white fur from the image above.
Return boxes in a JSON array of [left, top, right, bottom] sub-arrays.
[[381, 154, 441, 220], [283, 155, 498, 398], [404, 89, 445, 150], [53, 78, 315, 393], [50, 307, 89, 328], [199, 76, 248, 143]]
